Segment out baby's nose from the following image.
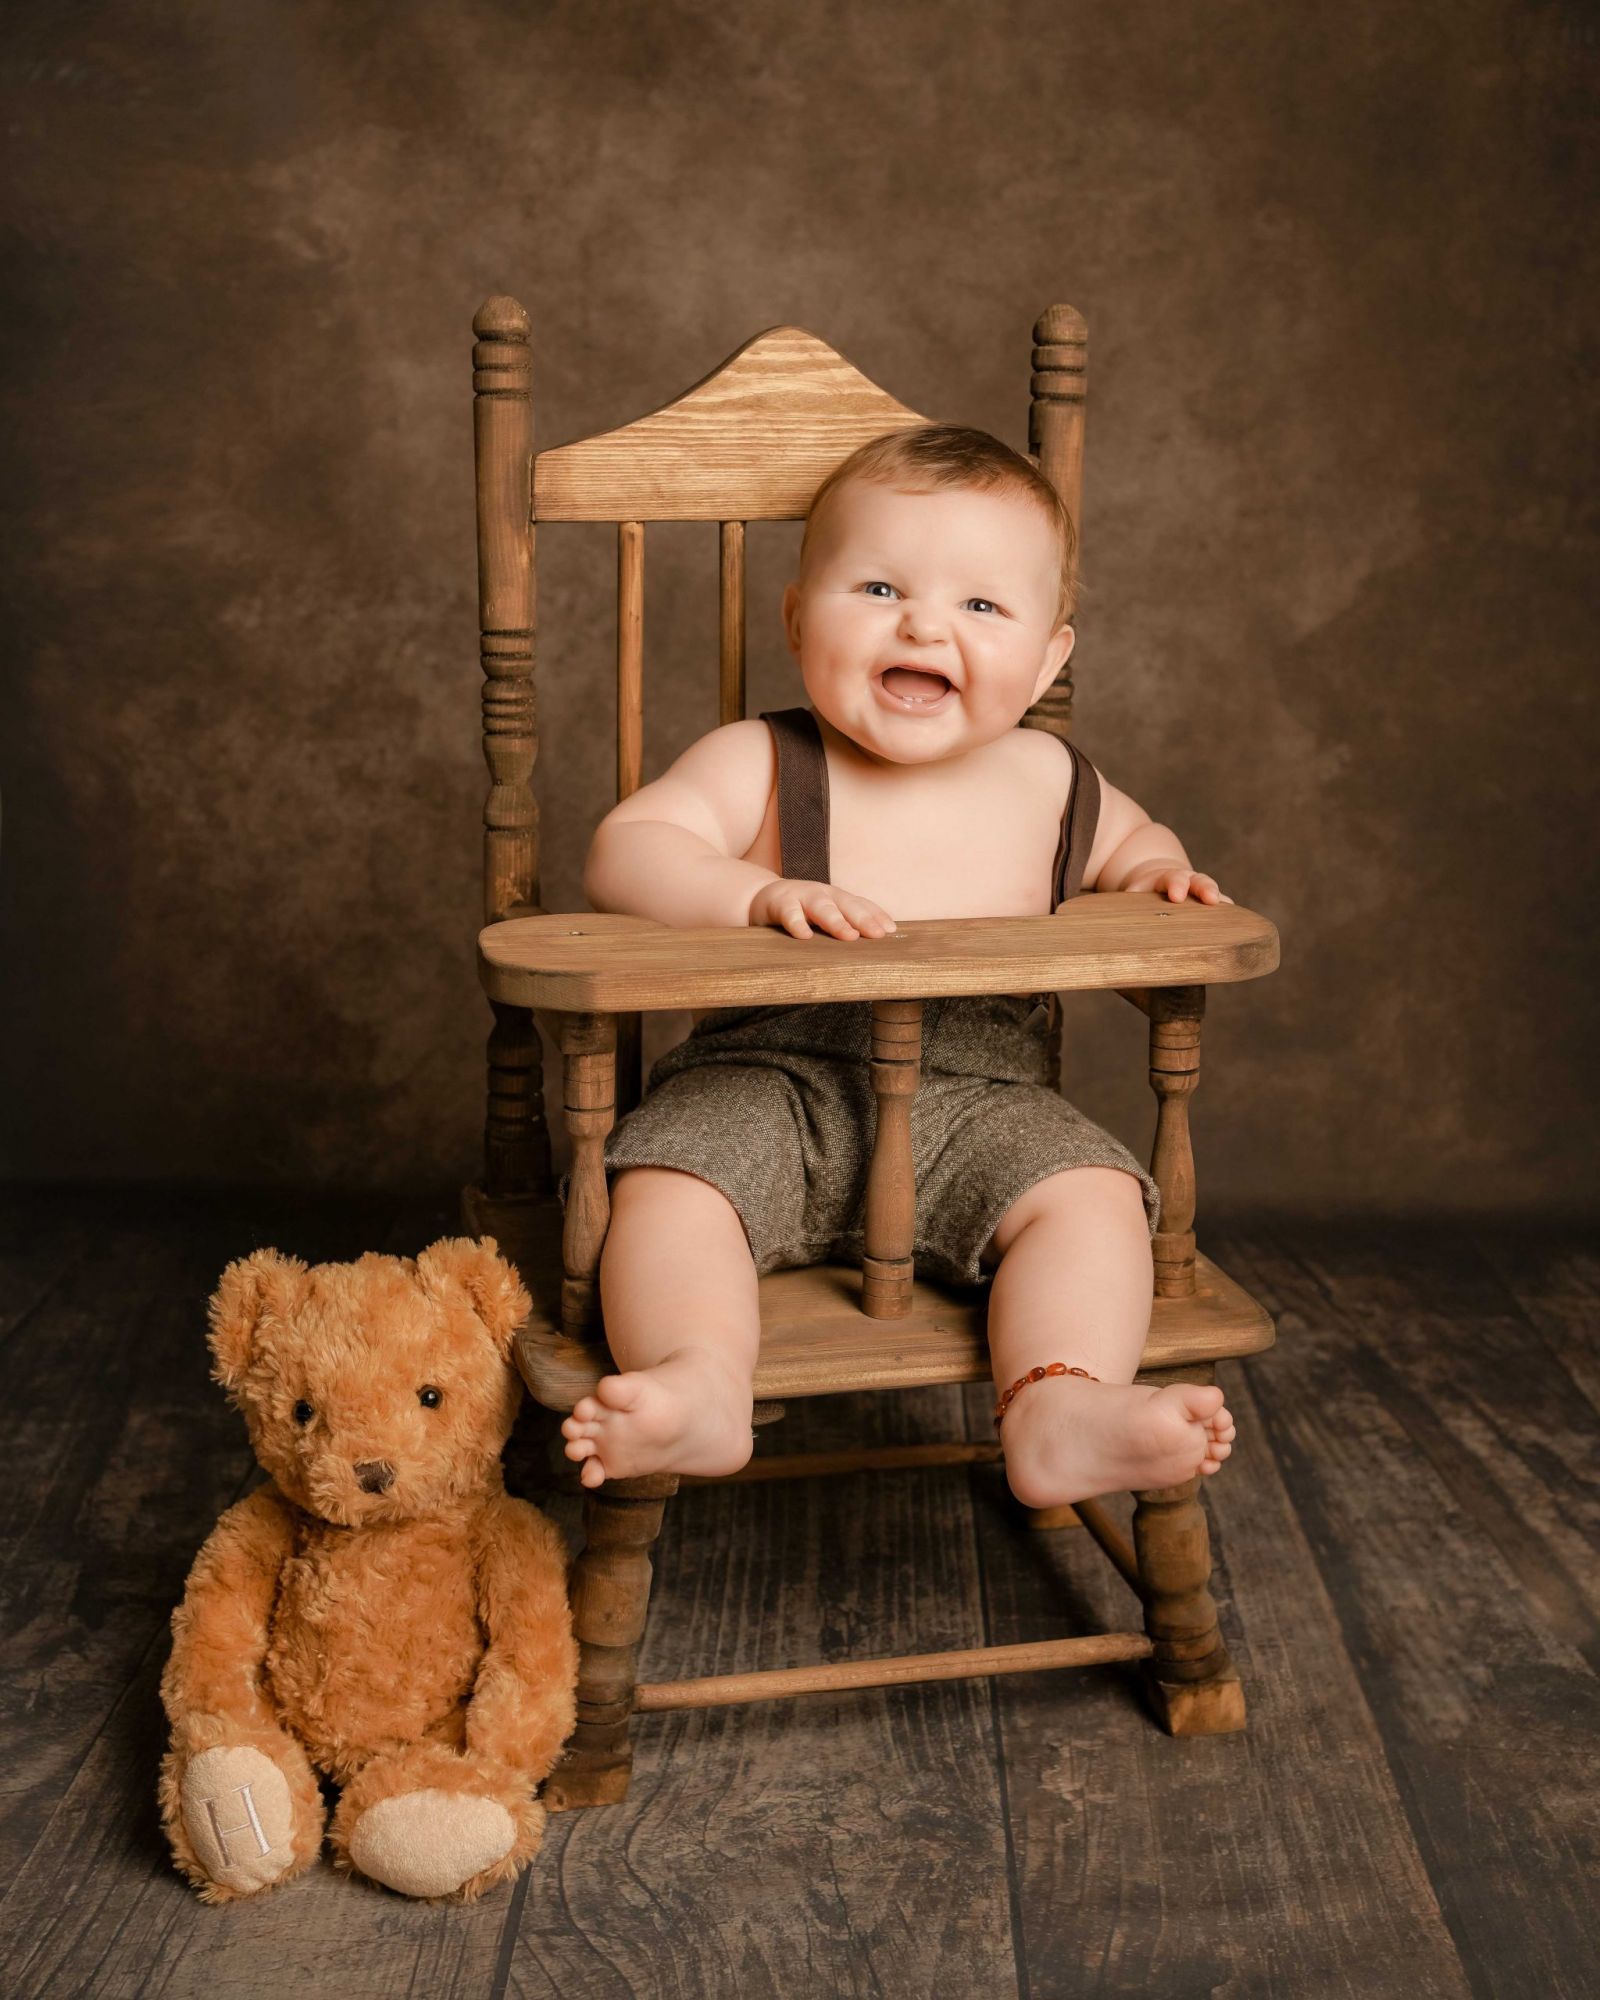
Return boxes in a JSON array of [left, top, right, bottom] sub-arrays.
[[354, 1459, 395, 1494], [899, 602, 948, 641]]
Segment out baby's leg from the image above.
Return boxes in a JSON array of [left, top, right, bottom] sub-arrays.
[[560, 1166, 759, 1488], [981, 1167, 1236, 1508]]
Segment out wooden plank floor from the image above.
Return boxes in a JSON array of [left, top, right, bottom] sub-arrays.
[[0, 1187, 1594, 1999]]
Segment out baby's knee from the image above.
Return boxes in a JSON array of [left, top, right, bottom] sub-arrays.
[[985, 1165, 1150, 1263], [605, 1165, 752, 1256]]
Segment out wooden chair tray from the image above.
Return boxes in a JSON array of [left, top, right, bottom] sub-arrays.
[[479, 896, 1279, 1013]]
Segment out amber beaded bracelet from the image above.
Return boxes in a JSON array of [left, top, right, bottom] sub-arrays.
[[993, 1362, 1100, 1431]]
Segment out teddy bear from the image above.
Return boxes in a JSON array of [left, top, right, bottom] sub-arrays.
[[158, 1235, 578, 1904]]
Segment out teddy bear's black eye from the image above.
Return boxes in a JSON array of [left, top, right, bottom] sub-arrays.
[[293, 1400, 314, 1426], [418, 1385, 442, 1410]]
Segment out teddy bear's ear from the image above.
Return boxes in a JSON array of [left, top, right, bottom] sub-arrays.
[[415, 1236, 531, 1356], [207, 1248, 309, 1392]]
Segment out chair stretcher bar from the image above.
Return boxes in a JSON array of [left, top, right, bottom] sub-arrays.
[[633, 1631, 1156, 1712]]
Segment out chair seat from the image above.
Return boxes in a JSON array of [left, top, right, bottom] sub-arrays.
[[478, 896, 1279, 1013], [505, 1197, 1274, 1411]]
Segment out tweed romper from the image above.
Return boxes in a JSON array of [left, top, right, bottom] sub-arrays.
[[573, 708, 1161, 1285]]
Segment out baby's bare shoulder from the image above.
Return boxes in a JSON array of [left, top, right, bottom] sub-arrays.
[[601, 718, 776, 858], [996, 724, 1075, 804]]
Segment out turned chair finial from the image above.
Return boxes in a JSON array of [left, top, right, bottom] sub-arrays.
[[1032, 302, 1086, 348], [473, 296, 531, 343]]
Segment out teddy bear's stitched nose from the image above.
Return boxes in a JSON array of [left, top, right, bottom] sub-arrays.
[[354, 1460, 395, 1494]]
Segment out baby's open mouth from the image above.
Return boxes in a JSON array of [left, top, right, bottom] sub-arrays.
[[879, 666, 953, 705]]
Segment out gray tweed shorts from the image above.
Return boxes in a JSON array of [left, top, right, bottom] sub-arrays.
[[560, 995, 1161, 1286]]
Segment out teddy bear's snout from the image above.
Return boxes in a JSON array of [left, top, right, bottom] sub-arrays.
[[354, 1459, 395, 1494]]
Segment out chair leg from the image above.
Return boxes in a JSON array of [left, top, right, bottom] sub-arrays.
[[1131, 1476, 1247, 1735], [462, 998, 556, 1269], [544, 1472, 678, 1810]]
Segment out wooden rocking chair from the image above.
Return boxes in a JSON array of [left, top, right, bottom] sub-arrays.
[[462, 297, 1280, 1810]]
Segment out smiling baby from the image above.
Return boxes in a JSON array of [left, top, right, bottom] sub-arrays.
[[560, 425, 1237, 1508]]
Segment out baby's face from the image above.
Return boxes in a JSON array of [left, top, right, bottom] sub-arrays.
[[781, 478, 1073, 766]]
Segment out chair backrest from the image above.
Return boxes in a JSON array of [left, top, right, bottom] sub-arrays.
[[470, 301, 1088, 934]]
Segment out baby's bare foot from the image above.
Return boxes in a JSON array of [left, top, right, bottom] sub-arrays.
[[560, 1346, 755, 1488], [999, 1376, 1235, 1509]]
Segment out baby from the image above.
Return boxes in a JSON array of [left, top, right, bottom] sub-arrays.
[[561, 424, 1236, 1508]]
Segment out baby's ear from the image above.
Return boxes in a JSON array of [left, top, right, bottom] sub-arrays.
[[415, 1236, 530, 1356], [1034, 623, 1075, 703], [207, 1248, 309, 1393]]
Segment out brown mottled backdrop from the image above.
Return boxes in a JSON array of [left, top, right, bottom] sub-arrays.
[[3, 2, 1595, 1218]]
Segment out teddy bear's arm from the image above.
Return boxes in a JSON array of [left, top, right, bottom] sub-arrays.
[[466, 1495, 579, 1782], [160, 1484, 298, 1742]]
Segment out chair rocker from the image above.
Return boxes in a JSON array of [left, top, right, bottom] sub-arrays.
[[462, 297, 1280, 1809]]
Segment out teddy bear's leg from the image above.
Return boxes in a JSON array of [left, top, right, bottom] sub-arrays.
[[159, 1486, 327, 1902], [345, 1791, 535, 1902], [159, 1740, 325, 1902], [330, 1743, 544, 1903]]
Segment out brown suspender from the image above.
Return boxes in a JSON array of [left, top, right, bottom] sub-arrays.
[[761, 707, 832, 886], [1053, 738, 1101, 905]]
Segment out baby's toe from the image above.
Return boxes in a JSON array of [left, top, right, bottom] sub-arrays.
[[579, 1457, 608, 1488], [1175, 1383, 1226, 1424], [563, 1436, 597, 1462], [569, 1396, 602, 1425], [595, 1371, 646, 1412]]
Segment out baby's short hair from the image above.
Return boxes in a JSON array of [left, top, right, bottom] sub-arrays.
[[801, 423, 1078, 626]]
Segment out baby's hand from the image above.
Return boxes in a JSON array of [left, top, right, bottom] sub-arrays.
[[747, 878, 897, 940], [1122, 863, 1234, 906]]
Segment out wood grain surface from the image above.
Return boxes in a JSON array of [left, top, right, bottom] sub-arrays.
[[531, 325, 928, 522], [517, 1240, 1274, 1411], [1, 1192, 1594, 1998], [1211, 1223, 1600, 2000], [477, 897, 1280, 1012]]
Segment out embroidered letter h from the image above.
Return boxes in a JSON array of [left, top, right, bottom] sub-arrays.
[[203, 1782, 271, 1862]]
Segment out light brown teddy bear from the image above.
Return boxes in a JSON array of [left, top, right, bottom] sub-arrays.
[[159, 1236, 578, 1903]]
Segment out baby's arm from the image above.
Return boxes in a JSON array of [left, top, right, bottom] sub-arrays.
[[1080, 773, 1233, 905], [583, 720, 894, 937]]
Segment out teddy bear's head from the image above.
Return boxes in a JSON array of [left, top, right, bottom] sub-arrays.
[[206, 1236, 530, 1527]]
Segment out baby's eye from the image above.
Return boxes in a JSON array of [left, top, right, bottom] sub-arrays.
[[963, 597, 1001, 616], [861, 580, 899, 599]]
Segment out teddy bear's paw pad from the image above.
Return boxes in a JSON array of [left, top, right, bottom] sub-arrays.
[[181, 1746, 300, 1895], [348, 1789, 516, 1899]]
